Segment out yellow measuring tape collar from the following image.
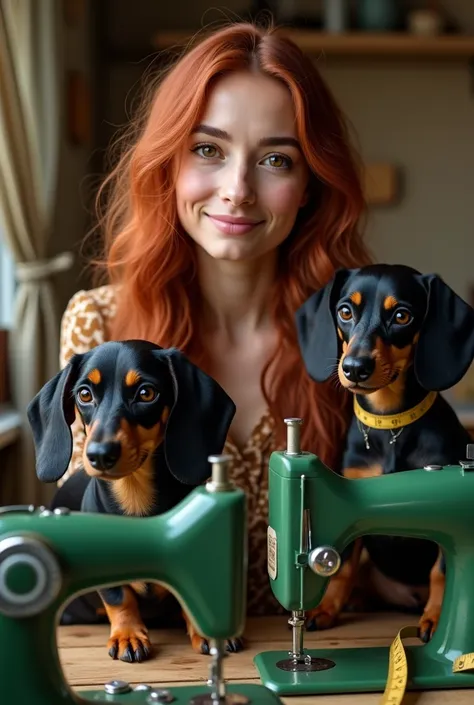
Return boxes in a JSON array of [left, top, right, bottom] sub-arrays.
[[380, 625, 474, 704], [354, 391, 438, 431]]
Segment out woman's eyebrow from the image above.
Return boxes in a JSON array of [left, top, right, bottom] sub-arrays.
[[191, 123, 302, 151]]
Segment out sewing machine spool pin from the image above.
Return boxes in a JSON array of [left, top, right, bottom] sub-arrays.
[[283, 417, 303, 456]]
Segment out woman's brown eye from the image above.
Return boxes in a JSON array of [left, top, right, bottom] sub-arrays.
[[77, 388, 93, 404], [338, 305, 352, 322], [138, 385, 157, 403], [268, 154, 286, 168], [195, 144, 218, 158], [394, 309, 412, 325]]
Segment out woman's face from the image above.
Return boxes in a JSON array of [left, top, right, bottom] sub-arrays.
[[175, 71, 310, 262]]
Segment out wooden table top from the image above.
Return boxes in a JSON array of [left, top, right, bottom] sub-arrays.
[[59, 611, 473, 704]]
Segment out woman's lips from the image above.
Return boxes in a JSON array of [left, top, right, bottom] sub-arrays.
[[206, 214, 263, 235]]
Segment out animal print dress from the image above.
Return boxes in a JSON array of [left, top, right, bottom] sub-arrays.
[[59, 286, 286, 616]]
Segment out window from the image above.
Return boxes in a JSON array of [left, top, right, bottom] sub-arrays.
[[0, 235, 15, 329]]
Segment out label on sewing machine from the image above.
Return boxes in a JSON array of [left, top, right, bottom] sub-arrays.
[[267, 526, 277, 580]]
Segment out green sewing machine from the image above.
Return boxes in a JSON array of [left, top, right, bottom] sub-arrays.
[[0, 455, 281, 705], [253, 418, 474, 697]]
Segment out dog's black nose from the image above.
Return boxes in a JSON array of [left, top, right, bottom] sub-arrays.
[[86, 441, 122, 471], [342, 356, 375, 383]]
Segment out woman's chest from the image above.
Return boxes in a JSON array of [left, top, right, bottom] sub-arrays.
[[207, 337, 276, 449]]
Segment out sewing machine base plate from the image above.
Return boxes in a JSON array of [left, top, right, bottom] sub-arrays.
[[254, 645, 474, 695], [78, 683, 282, 704]]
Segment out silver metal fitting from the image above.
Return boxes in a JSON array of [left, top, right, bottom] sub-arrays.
[[147, 689, 175, 703], [0, 505, 36, 515], [284, 418, 303, 456], [0, 535, 62, 618], [104, 680, 131, 695], [308, 545, 341, 577], [460, 444, 474, 471], [206, 454, 234, 492], [424, 464, 442, 471]]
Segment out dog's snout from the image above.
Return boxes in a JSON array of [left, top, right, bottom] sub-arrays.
[[342, 356, 375, 383], [86, 440, 122, 471]]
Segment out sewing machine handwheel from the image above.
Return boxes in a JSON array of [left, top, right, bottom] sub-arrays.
[[0, 535, 62, 617]]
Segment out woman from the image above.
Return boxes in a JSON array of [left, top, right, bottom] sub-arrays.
[[60, 21, 373, 616]]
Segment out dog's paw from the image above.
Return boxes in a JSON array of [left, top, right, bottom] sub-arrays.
[[189, 634, 245, 655], [225, 636, 245, 653], [107, 624, 152, 662], [305, 603, 340, 631], [418, 605, 441, 643]]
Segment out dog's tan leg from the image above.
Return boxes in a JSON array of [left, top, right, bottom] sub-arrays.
[[101, 585, 152, 662], [305, 538, 363, 630], [419, 549, 445, 642], [181, 610, 245, 654]]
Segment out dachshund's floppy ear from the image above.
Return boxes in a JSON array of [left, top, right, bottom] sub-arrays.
[[152, 349, 236, 485], [414, 274, 474, 391], [295, 268, 353, 382], [26, 354, 84, 482]]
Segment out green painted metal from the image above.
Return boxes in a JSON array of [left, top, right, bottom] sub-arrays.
[[253, 449, 474, 695], [0, 484, 281, 704]]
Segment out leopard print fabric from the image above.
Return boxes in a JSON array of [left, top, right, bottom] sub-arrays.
[[59, 286, 285, 616]]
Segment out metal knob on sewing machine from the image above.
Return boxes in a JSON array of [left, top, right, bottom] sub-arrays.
[[254, 421, 474, 697], [0, 455, 282, 705]]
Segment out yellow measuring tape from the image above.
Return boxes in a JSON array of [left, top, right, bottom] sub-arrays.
[[379, 627, 474, 704]]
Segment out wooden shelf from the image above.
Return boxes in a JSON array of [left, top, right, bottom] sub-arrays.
[[153, 29, 474, 60]]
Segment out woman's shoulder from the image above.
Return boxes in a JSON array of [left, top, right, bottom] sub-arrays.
[[60, 284, 119, 367], [63, 284, 118, 319]]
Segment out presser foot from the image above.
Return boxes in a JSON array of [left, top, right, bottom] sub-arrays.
[[276, 653, 336, 673], [276, 609, 336, 673]]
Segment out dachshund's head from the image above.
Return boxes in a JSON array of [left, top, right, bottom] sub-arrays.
[[27, 340, 236, 485], [296, 264, 474, 394]]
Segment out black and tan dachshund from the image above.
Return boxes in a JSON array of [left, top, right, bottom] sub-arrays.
[[27, 339, 240, 662], [296, 264, 474, 641]]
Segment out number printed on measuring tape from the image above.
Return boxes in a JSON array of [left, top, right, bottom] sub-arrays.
[[379, 626, 418, 705], [267, 526, 277, 580], [453, 651, 474, 673]]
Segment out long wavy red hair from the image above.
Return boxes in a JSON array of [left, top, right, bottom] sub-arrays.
[[94, 22, 373, 470]]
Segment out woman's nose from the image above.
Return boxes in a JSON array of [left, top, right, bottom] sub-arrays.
[[218, 163, 255, 206]]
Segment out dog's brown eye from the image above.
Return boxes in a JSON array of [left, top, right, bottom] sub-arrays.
[[77, 388, 93, 404], [337, 305, 352, 322], [137, 385, 157, 403], [394, 309, 412, 325]]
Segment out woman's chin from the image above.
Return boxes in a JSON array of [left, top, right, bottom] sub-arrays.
[[197, 239, 261, 262]]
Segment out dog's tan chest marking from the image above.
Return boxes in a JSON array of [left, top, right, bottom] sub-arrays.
[[130, 581, 169, 600], [111, 452, 156, 516], [343, 464, 383, 479]]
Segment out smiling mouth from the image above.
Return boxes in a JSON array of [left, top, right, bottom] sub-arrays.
[[206, 214, 264, 235]]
